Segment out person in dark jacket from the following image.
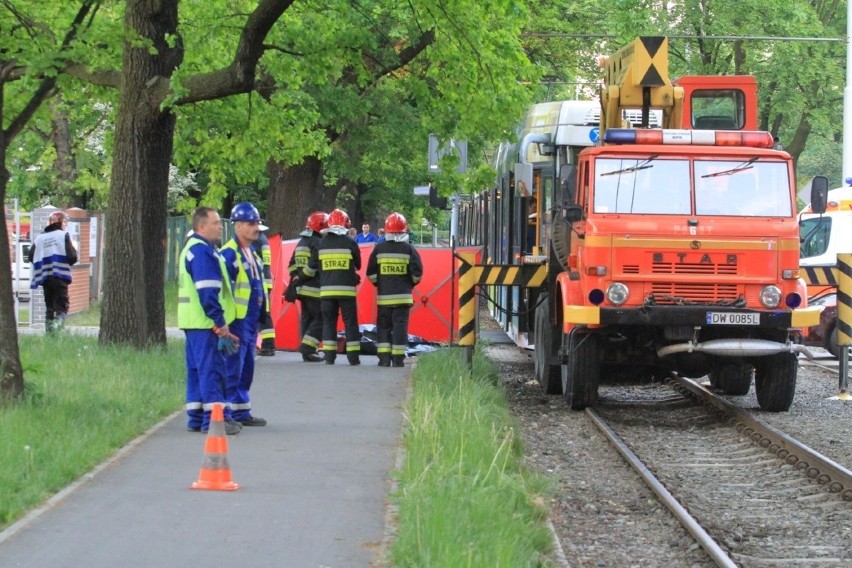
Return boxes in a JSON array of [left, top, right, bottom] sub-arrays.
[[303, 208, 362, 366], [288, 211, 328, 362], [366, 212, 423, 367], [28, 210, 78, 333], [253, 226, 277, 356]]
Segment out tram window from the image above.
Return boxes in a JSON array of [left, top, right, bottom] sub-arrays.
[[541, 177, 553, 250]]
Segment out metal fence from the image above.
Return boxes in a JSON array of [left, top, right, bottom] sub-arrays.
[[165, 216, 234, 282]]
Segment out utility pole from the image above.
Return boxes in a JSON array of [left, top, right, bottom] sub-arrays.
[[845, 1, 852, 181]]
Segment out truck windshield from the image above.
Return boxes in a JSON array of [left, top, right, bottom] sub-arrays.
[[694, 160, 791, 216], [594, 158, 691, 214], [593, 157, 792, 216]]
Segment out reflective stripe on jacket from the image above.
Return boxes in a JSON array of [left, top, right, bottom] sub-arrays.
[[30, 228, 76, 286], [178, 236, 236, 329], [288, 232, 322, 298], [220, 238, 269, 320], [366, 241, 423, 306], [306, 232, 361, 299]]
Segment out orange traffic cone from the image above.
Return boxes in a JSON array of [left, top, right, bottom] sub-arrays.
[[191, 403, 240, 491]]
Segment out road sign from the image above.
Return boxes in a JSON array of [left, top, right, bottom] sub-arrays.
[[428, 135, 468, 173]]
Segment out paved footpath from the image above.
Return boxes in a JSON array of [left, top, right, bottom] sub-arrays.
[[0, 348, 410, 568]]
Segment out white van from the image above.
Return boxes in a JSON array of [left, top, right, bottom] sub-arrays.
[[799, 186, 852, 356], [11, 240, 31, 301], [799, 186, 852, 267]]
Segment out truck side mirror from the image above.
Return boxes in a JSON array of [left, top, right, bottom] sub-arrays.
[[559, 164, 577, 203], [564, 204, 584, 222], [809, 175, 829, 215], [811, 176, 828, 215]]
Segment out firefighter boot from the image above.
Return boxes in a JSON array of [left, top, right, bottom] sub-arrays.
[[299, 343, 324, 363], [324, 354, 336, 365], [377, 354, 391, 367], [348, 355, 361, 366], [258, 338, 276, 356], [392, 355, 405, 368]]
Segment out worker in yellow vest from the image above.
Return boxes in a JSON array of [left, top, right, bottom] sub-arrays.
[[178, 207, 241, 435], [219, 202, 268, 427]]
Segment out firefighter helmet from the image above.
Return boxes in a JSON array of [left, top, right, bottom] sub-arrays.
[[327, 209, 350, 229], [230, 202, 261, 223], [384, 212, 408, 233], [306, 211, 329, 233], [48, 211, 68, 225]]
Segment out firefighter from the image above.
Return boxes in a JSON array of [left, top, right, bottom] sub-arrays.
[[253, 224, 276, 356], [288, 211, 328, 362], [219, 202, 268, 427], [178, 207, 241, 435], [366, 212, 423, 367], [303, 208, 362, 365]]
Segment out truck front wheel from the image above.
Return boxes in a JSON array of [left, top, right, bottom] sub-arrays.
[[754, 353, 797, 412], [709, 363, 753, 396], [561, 331, 600, 410]]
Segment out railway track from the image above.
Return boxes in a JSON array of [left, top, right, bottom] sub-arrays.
[[588, 377, 852, 566]]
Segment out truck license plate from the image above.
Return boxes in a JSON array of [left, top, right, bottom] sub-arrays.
[[706, 312, 760, 326]]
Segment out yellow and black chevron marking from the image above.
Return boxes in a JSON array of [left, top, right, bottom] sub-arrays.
[[837, 254, 852, 347], [634, 36, 668, 86], [473, 264, 547, 288], [457, 252, 477, 347], [605, 36, 669, 89], [456, 256, 547, 347], [802, 265, 838, 286]]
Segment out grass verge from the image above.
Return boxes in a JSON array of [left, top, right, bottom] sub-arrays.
[[0, 333, 184, 527], [66, 282, 179, 328], [391, 347, 553, 567]]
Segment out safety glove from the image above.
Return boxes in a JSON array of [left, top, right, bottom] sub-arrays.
[[217, 335, 238, 355]]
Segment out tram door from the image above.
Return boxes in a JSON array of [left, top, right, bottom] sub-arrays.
[[499, 170, 515, 331], [513, 168, 551, 342], [488, 172, 513, 330]]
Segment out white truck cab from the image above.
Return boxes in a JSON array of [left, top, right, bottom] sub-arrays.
[[799, 186, 852, 267]]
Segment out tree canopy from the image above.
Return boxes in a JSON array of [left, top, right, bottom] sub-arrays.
[[0, 0, 846, 396]]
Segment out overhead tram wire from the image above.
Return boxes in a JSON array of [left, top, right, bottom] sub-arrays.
[[520, 33, 845, 43]]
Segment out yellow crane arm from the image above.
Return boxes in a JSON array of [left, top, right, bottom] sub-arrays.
[[599, 36, 684, 137]]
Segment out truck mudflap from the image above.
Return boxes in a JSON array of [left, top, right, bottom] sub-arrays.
[[657, 338, 814, 359], [562, 304, 822, 328]]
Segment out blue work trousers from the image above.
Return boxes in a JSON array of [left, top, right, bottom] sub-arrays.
[[226, 317, 259, 422], [185, 329, 232, 430]]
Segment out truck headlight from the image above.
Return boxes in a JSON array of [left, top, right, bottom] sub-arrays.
[[606, 282, 629, 306], [760, 285, 782, 308]]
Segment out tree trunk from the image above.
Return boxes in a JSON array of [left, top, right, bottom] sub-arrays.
[[265, 156, 338, 237], [0, 81, 25, 400], [99, 0, 181, 348], [784, 112, 810, 172], [50, 95, 82, 208]]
